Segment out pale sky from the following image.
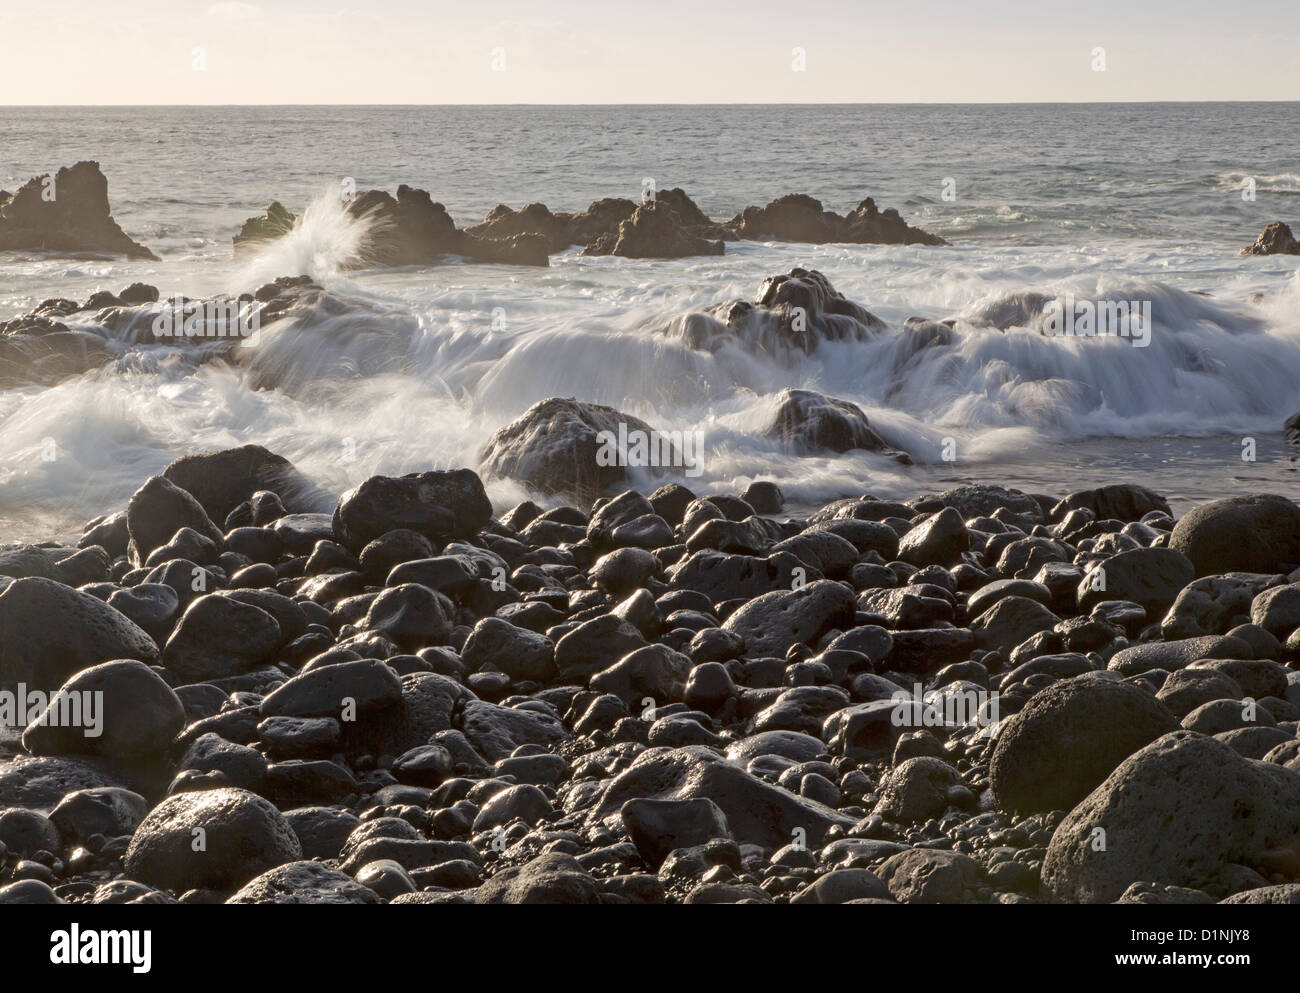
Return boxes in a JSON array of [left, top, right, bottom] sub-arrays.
[[4, 0, 1299, 104]]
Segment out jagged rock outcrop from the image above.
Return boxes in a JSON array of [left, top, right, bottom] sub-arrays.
[[727, 194, 947, 246], [346, 185, 549, 267], [233, 202, 296, 255], [583, 201, 724, 259], [465, 198, 638, 252], [0, 162, 157, 260], [233, 186, 548, 267], [1241, 221, 1300, 256], [467, 188, 943, 258]]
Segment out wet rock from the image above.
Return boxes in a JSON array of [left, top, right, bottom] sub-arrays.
[[232, 201, 296, 253], [1042, 731, 1300, 902], [990, 677, 1179, 813], [480, 397, 679, 500], [588, 746, 853, 851], [124, 787, 302, 892], [22, 659, 185, 758], [260, 659, 402, 719], [458, 700, 569, 762], [333, 469, 492, 552], [590, 644, 691, 706], [0, 577, 159, 696], [359, 583, 454, 651], [126, 476, 225, 566], [475, 852, 600, 904], [722, 580, 856, 657], [1169, 495, 1300, 577], [1079, 547, 1194, 616], [727, 193, 946, 246], [583, 200, 724, 258], [620, 797, 732, 869], [970, 596, 1060, 654], [878, 848, 985, 904], [461, 617, 555, 682], [554, 614, 648, 680], [227, 860, 382, 904], [669, 550, 816, 604], [162, 445, 309, 524], [765, 388, 905, 458], [471, 783, 553, 831], [163, 594, 281, 683], [1107, 634, 1252, 676], [897, 507, 969, 568], [283, 806, 360, 860], [1050, 485, 1171, 523], [291, 183, 552, 267]]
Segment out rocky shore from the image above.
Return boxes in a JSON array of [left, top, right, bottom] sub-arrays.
[[2, 447, 1300, 905], [235, 186, 948, 265]]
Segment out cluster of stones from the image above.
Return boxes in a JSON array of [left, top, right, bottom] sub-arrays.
[[1, 445, 1299, 904]]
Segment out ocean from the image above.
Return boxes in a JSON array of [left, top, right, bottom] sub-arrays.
[[2, 103, 1299, 539]]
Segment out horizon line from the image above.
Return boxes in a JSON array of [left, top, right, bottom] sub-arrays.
[[5, 99, 1300, 109]]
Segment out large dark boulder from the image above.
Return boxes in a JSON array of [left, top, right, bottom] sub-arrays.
[[124, 787, 302, 893], [162, 445, 311, 523], [1169, 495, 1300, 577], [333, 469, 492, 552], [22, 659, 185, 758], [1050, 484, 1171, 523], [0, 578, 159, 697], [125, 475, 225, 567], [479, 397, 680, 500], [990, 676, 1179, 814], [1042, 732, 1300, 902]]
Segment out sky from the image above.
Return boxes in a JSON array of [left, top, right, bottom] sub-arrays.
[[3, 0, 1299, 104]]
